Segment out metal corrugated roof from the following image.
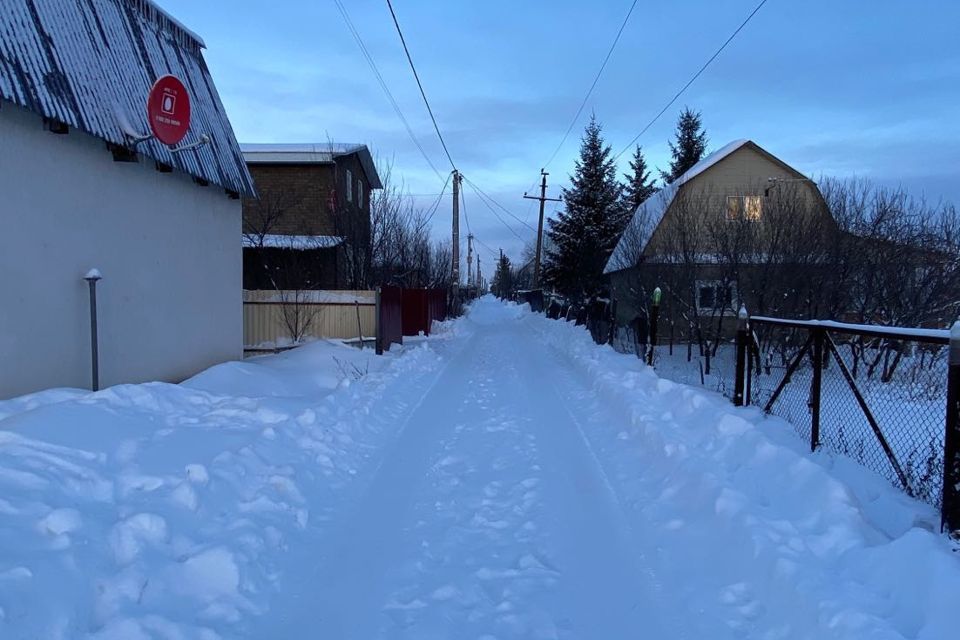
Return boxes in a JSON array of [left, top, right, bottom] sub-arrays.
[[0, 0, 255, 197], [241, 142, 383, 189]]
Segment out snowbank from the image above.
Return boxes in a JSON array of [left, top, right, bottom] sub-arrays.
[[525, 309, 959, 640], [0, 338, 448, 638], [2, 297, 957, 639]]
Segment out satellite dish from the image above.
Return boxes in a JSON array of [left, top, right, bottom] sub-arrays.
[[148, 75, 191, 145]]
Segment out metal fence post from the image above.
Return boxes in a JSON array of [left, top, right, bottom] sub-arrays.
[[608, 299, 618, 345], [354, 300, 364, 350], [810, 326, 825, 452], [84, 269, 102, 391], [375, 287, 383, 356], [942, 321, 960, 537], [647, 287, 661, 366], [733, 305, 749, 406]]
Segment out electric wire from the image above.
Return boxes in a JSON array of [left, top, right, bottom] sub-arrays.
[[462, 176, 537, 233], [613, 0, 770, 160], [541, 0, 639, 170], [385, 0, 457, 171], [333, 0, 445, 183], [420, 171, 452, 228], [463, 179, 529, 243]]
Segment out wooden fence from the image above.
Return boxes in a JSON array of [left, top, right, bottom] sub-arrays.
[[243, 290, 375, 348]]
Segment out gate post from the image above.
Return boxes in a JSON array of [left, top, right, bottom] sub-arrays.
[[810, 326, 825, 452], [942, 321, 960, 537], [375, 287, 383, 356], [608, 299, 618, 346], [733, 305, 749, 406], [647, 287, 661, 366]]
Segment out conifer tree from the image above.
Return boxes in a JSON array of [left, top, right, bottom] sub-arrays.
[[543, 116, 625, 301], [622, 145, 657, 211], [660, 107, 708, 184], [492, 252, 513, 299]]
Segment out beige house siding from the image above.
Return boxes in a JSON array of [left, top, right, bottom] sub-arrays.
[[644, 144, 829, 257], [608, 141, 839, 342]]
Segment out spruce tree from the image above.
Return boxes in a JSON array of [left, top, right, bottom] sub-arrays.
[[543, 116, 625, 301], [660, 107, 708, 184], [622, 145, 657, 211], [492, 252, 513, 299]]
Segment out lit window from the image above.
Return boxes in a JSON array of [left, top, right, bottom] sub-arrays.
[[726, 196, 741, 221], [345, 169, 353, 202], [744, 195, 762, 221], [726, 196, 762, 221]]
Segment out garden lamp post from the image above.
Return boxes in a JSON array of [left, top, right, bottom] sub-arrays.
[[84, 268, 102, 391], [647, 287, 662, 366]]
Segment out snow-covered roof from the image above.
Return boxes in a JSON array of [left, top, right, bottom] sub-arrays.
[[242, 143, 383, 189], [604, 139, 751, 274], [242, 234, 344, 250], [0, 0, 255, 197]]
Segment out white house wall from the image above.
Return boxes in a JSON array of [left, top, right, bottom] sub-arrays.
[[0, 102, 241, 399]]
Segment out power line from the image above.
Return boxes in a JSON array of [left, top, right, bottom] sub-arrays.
[[462, 176, 537, 233], [463, 179, 529, 243], [460, 181, 472, 235], [385, 0, 457, 171], [613, 0, 770, 160], [472, 235, 500, 260], [541, 0, 639, 170], [421, 171, 453, 228], [333, 0, 444, 183]]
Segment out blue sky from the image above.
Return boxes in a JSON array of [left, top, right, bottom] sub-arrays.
[[161, 0, 960, 263]]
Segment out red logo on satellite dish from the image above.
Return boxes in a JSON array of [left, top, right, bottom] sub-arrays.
[[147, 75, 191, 145]]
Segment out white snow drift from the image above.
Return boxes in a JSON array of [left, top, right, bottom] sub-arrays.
[[0, 297, 956, 639]]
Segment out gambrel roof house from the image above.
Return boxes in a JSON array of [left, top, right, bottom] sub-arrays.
[[605, 139, 827, 274], [604, 139, 836, 331], [0, 0, 253, 399]]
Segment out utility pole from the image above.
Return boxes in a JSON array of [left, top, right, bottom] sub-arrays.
[[499, 249, 504, 298], [523, 169, 561, 289], [477, 254, 481, 293], [451, 170, 461, 290], [467, 233, 474, 288]]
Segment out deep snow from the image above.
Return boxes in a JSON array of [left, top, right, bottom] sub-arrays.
[[0, 297, 957, 639]]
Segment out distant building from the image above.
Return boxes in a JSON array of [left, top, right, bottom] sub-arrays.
[[605, 140, 836, 338], [0, 0, 255, 399], [241, 144, 382, 290]]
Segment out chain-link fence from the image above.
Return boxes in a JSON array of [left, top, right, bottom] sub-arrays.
[[744, 319, 951, 508], [540, 300, 960, 533]]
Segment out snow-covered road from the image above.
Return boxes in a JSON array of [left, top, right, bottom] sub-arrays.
[[299, 320, 676, 639], [1, 296, 958, 640]]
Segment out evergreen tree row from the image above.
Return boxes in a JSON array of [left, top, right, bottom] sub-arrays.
[[543, 107, 708, 302]]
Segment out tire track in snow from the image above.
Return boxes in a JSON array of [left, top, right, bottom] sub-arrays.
[[299, 318, 679, 638]]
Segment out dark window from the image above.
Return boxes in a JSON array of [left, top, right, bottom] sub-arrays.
[[697, 281, 736, 313], [698, 286, 715, 309]]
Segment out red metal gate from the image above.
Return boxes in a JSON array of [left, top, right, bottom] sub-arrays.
[[401, 288, 447, 336], [376, 286, 403, 354]]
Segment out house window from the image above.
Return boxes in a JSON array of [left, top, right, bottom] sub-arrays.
[[696, 280, 736, 314], [345, 169, 353, 202], [357, 181, 364, 209], [726, 196, 762, 221]]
